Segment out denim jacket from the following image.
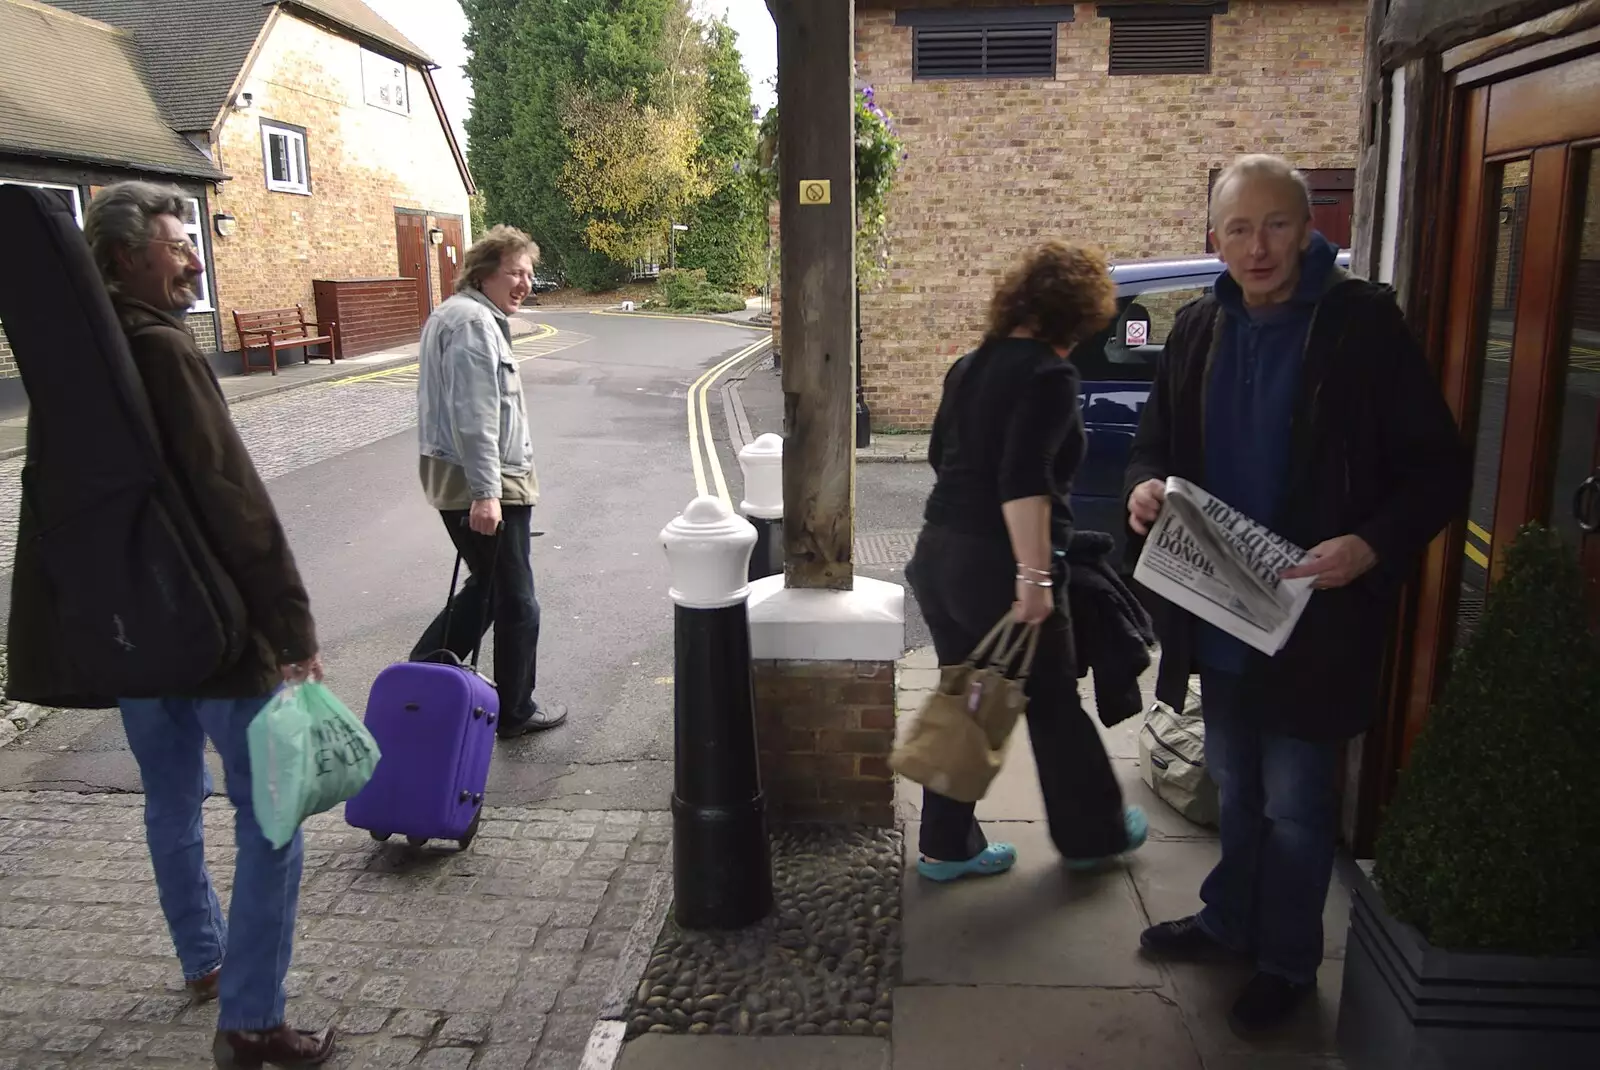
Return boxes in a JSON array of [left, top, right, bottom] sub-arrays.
[[416, 288, 533, 500]]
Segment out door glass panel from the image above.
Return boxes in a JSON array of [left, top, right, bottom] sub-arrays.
[[1547, 150, 1600, 624], [1456, 159, 1532, 649]]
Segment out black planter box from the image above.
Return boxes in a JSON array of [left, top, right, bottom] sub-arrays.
[[1337, 864, 1600, 1069]]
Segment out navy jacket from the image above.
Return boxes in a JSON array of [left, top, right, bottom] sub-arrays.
[[1123, 269, 1471, 741]]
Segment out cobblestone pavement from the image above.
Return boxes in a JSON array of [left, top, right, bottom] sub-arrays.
[[0, 792, 670, 1069]]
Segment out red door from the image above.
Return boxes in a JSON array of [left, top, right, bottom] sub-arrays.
[[435, 216, 465, 300], [395, 210, 431, 325]]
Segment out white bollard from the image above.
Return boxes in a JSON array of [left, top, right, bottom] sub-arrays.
[[659, 496, 772, 929], [737, 432, 784, 582]]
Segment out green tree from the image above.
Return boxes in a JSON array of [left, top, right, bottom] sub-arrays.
[[676, 19, 762, 291], [463, 0, 686, 291]]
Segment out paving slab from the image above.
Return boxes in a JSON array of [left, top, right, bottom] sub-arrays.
[[616, 1034, 890, 1070], [1201, 1055, 1347, 1070], [900, 821, 1163, 988], [1127, 839, 1353, 962], [892, 985, 1203, 1070], [1165, 957, 1345, 1063]]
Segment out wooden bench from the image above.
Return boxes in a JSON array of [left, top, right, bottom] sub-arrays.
[[232, 305, 337, 376]]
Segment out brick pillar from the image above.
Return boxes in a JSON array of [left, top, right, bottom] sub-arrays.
[[753, 659, 896, 825], [747, 576, 905, 828]]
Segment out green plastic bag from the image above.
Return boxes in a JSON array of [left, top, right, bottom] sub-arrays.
[[249, 681, 381, 849]]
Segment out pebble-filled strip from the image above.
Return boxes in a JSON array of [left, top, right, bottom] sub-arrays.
[[626, 826, 903, 1038]]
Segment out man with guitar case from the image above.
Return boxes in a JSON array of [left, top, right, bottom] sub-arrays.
[[0, 182, 334, 1066]]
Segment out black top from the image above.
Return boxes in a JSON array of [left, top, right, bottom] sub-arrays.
[[923, 336, 1086, 544]]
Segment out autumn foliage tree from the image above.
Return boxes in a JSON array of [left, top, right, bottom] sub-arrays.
[[560, 89, 712, 264]]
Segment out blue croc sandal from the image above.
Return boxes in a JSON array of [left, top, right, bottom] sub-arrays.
[[1062, 806, 1149, 872], [917, 842, 1018, 883]]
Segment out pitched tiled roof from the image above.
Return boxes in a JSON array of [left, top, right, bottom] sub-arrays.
[[44, 0, 273, 132], [44, 0, 434, 135], [0, 0, 225, 178], [285, 0, 434, 67]]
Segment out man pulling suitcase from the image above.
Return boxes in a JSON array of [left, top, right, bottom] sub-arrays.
[[410, 225, 565, 736]]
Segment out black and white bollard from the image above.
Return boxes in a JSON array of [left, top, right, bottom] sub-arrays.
[[660, 496, 774, 929], [738, 433, 784, 582]]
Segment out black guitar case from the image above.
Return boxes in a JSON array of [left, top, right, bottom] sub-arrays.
[[0, 184, 246, 707]]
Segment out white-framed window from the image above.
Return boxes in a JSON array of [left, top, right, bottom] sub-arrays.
[[260, 120, 310, 195], [0, 178, 83, 224], [179, 197, 214, 313]]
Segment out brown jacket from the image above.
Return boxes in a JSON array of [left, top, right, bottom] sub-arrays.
[[9, 299, 317, 701]]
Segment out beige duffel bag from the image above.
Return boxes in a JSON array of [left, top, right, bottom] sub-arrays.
[[1138, 682, 1218, 828]]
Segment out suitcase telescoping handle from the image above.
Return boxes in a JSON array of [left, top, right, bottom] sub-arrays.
[[435, 521, 503, 670]]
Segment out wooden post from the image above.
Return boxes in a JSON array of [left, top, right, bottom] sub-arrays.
[[769, 0, 856, 591]]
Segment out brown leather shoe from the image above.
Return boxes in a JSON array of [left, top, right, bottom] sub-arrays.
[[187, 967, 220, 1004], [212, 1025, 334, 1068]]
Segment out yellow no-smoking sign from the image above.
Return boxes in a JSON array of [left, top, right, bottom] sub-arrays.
[[799, 179, 831, 205]]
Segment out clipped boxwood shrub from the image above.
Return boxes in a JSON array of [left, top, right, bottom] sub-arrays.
[[659, 268, 745, 314], [1374, 523, 1600, 954]]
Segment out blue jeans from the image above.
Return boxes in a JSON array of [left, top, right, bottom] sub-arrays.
[[119, 694, 304, 1031], [1195, 671, 1340, 985]]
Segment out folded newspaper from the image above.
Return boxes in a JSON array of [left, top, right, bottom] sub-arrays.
[[1133, 477, 1316, 656]]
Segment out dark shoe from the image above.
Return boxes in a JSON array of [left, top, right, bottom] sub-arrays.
[[213, 1025, 334, 1068], [1229, 971, 1315, 1034], [187, 966, 220, 1004], [497, 701, 567, 739], [1138, 914, 1240, 960]]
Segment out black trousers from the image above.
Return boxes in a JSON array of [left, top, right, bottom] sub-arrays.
[[905, 524, 1127, 861], [410, 505, 541, 726]]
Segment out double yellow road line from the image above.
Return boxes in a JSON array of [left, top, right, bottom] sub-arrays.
[[687, 336, 772, 505]]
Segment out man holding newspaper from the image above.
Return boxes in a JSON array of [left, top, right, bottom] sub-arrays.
[[1123, 155, 1470, 1033]]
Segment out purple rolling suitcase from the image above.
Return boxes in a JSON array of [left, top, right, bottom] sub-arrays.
[[345, 544, 499, 850]]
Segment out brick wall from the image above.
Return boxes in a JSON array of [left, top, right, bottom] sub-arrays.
[[854, 0, 1366, 428], [753, 660, 896, 826], [0, 324, 13, 380], [208, 12, 470, 354]]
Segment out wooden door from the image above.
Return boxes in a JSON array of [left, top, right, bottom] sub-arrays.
[[1402, 47, 1600, 757], [1310, 190, 1354, 249], [1551, 152, 1600, 628], [1302, 167, 1356, 250], [435, 216, 465, 301], [394, 209, 431, 325]]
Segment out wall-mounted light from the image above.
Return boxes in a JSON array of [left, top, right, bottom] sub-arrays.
[[213, 212, 237, 238], [428, 227, 444, 245], [234, 91, 253, 109]]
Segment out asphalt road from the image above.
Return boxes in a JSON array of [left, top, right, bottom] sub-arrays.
[[0, 309, 845, 810]]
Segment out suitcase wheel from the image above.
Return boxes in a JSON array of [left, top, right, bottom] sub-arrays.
[[458, 810, 482, 851], [406, 835, 429, 848], [369, 831, 392, 843]]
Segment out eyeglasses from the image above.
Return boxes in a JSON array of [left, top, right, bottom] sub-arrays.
[[149, 238, 200, 258]]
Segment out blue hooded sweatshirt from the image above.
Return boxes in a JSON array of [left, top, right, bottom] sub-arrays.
[[1196, 232, 1341, 674]]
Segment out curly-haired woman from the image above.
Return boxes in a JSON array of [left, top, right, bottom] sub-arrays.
[[905, 241, 1148, 881]]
